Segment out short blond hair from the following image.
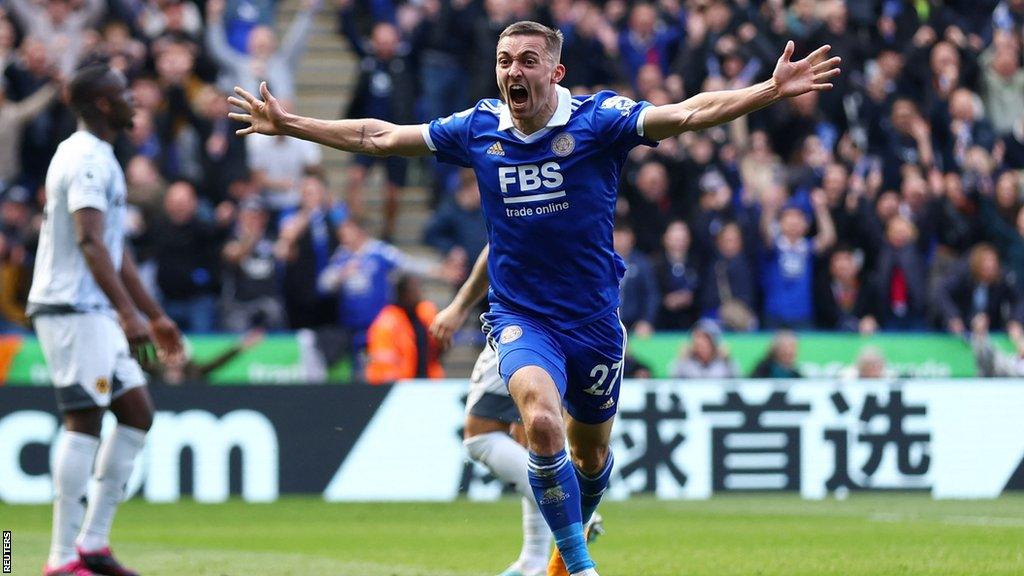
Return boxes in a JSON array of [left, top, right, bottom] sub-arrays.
[[498, 21, 564, 63]]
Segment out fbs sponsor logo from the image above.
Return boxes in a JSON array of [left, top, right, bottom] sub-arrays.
[[500, 326, 523, 344], [487, 141, 506, 156], [539, 486, 569, 505]]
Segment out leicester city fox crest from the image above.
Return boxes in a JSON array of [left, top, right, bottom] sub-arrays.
[[500, 325, 523, 344], [551, 133, 575, 157]]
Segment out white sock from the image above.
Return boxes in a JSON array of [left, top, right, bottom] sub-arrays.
[[464, 432, 553, 568], [570, 570, 599, 576], [77, 425, 147, 552], [48, 431, 100, 568], [519, 496, 553, 569]]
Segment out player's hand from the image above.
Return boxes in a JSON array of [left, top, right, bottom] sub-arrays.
[[430, 304, 469, 351], [771, 41, 841, 99], [120, 311, 158, 367], [150, 314, 184, 365], [228, 82, 289, 137]]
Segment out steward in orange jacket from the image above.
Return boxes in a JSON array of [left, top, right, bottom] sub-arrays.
[[365, 275, 445, 384]]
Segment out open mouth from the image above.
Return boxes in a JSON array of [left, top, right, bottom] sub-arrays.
[[509, 84, 529, 107]]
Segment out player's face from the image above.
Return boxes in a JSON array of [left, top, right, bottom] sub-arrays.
[[495, 34, 564, 124], [102, 70, 136, 131]]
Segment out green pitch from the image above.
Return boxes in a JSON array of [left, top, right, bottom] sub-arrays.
[[3, 495, 1023, 575]]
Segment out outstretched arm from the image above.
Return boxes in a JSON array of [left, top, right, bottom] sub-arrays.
[[229, 82, 430, 157], [430, 244, 489, 349], [643, 41, 841, 141]]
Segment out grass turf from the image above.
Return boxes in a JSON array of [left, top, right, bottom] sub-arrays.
[[2, 495, 1023, 575]]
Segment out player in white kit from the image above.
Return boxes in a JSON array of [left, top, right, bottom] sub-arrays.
[[28, 64, 183, 576]]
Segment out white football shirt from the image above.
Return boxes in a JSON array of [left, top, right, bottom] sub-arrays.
[[28, 130, 127, 314]]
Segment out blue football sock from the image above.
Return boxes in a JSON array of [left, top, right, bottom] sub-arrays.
[[575, 451, 614, 526], [528, 449, 594, 573]]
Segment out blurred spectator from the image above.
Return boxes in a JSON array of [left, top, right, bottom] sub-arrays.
[[613, 218, 658, 338], [628, 161, 674, 254], [699, 221, 757, 332], [935, 243, 1024, 336], [338, 9, 416, 239], [615, 2, 683, 89], [872, 216, 928, 330], [0, 18, 16, 72], [760, 189, 836, 329], [318, 215, 458, 360], [422, 167, 486, 273], [654, 220, 699, 331], [971, 313, 1024, 377], [991, 171, 1022, 229], [1001, 115, 1024, 169], [412, 0, 475, 200], [274, 174, 344, 330], [738, 130, 783, 209], [365, 274, 444, 384], [560, 1, 620, 91], [750, 330, 802, 379], [151, 180, 232, 332], [245, 131, 322, 214], [221, 197, 287, 331], [137, 0, 204, 42], [935, 88, 996, 172], [981, 31, 1024, 136], [853, 345, 889, 379], [815, 245, 879, 334], [0, 185, 35, 330], [205, 0, 321, 104], [689, 168, 756, 267], [0, 231, 31, 330], [878, 98, 935, 187], [5, 0, 104, 75], [192, 85, 251, 204], [935, 171, 984, 258], [222, 0, 277, 51], [0, 78, 57, 189], [4, 36, 74, 189], [979, 180, 1024, 284], [669, 320, 738, 379]]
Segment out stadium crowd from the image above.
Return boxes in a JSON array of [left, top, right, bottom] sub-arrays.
[[1, 0, 1024, 378]]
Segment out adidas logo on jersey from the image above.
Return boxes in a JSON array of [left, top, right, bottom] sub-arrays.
[[486, 141, 505, 156]]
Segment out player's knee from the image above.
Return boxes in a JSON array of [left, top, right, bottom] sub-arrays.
[[571, 443, 610, 476], [523, 410, 564, 453]]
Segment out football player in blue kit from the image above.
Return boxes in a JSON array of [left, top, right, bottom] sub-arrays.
[[229, 21, 839, 576]]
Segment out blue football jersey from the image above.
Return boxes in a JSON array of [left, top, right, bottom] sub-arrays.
[[423, 86, 657, 328]]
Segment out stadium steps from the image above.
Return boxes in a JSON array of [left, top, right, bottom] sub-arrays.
[[278, 0, 479, 376]]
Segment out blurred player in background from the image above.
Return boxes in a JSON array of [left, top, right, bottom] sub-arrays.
[[27, 63, 183, 576], [230, 21, 839, 576]]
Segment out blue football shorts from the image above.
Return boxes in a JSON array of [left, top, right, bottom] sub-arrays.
[[482, 302, 626, 425]]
